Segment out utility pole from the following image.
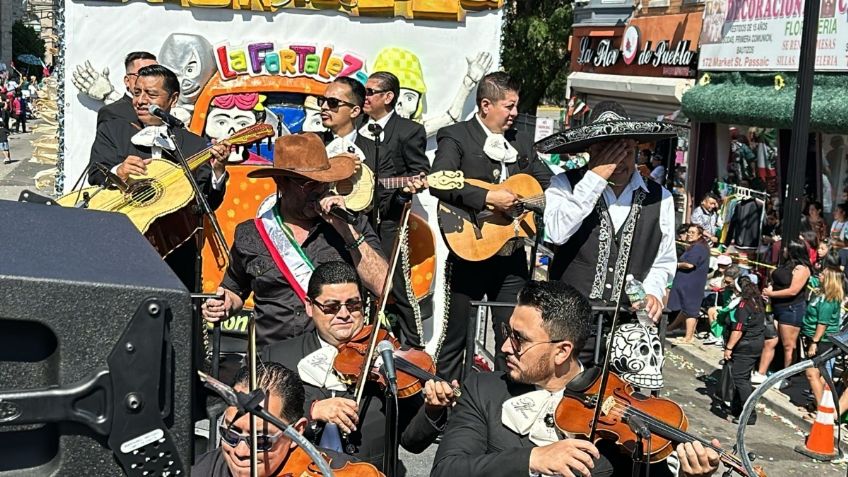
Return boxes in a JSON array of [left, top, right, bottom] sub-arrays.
[[782, 0, 821, 244]]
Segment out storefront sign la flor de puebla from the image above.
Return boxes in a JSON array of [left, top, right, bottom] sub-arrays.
[[571, 13, 702, 78]]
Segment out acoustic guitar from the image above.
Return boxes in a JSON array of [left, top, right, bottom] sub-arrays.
[[437, 173, 544, 262], [56, 124, 274, 256], [334, 167, 465, 212]]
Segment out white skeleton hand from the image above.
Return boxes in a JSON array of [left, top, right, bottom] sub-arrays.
[[72, 61, 117, 102], [466, 52, 494, 83], [170, 106, 192, 125]]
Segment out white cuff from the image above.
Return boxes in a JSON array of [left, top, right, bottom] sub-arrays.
[[211, 171, 228, 190]]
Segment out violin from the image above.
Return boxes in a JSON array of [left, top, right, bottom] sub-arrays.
[[333, 324, 460, 399], [279, 446, 384, 477], [555, 370, 766, 477]]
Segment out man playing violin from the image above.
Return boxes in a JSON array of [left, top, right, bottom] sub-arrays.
[[262, 261, 458, 474], [320, 76, 428, 347], [192, 362, 374, 477], [431, 280, 721, 477]]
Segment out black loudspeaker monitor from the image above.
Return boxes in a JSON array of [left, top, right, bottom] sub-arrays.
[[0, 200, 194, 476]]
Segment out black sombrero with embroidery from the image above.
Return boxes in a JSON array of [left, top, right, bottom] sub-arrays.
[[535, 101, 684, 154]]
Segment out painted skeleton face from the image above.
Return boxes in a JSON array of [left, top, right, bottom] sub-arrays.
[[205, 107, 258, 140], [394, 88, 422, 120], [158, 33, 215, 105]]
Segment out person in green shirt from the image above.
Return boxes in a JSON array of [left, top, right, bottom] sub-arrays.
[[803, 252, 844, 407]]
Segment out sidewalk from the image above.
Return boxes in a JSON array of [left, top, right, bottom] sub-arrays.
[[0, 120, 54, 201], [667, 337, 821, 432]]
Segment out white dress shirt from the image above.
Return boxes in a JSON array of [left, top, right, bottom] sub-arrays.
[[544, 170, 677, 301]]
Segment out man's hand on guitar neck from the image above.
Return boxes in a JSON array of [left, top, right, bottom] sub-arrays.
[[401, 173, 428, 196], [209, 141, 231, 180], [486, 188, 518, 212], [116, 155, 151, 181]]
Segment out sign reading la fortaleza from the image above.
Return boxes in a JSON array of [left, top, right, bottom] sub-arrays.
[[699, 0, 848, 71], [215, 41, 365, 81]]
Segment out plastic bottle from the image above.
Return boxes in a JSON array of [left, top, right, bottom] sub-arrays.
[[625, 274, 654, 327]]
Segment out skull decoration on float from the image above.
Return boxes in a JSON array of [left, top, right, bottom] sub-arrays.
[[609, 323, 665, 390], [204, 92, 281, 164], [158, 33, 217, 125]]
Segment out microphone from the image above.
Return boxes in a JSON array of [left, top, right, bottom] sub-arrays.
[[376, 340, 398, 394], [148, 104, 185, 129], [627, 415, 651, 439], [521, 201, 545, 215], [329, 204, 357, 225]]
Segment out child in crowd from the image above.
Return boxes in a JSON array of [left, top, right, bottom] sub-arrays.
[[803, 252, 844, 407], [705, 264, 742, 347]]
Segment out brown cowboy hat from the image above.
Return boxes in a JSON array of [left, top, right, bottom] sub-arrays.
[[247, 132, 356, 182]]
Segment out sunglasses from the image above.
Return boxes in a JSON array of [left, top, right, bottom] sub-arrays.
[[317, 96, 356, 110], [311, 298, 364, 315], [287, 177, 329, 192], [500, 322, 565, 356], [364, 88, 388, 97], [219, 424, 284, 451]]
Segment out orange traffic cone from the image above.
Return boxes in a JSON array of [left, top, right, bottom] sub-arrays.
[[795, 384, 839, 461]]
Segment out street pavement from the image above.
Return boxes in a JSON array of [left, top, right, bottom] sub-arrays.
[[0, 122, 53, 201]]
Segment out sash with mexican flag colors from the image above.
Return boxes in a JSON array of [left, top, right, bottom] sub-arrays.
[[254, 195, 314, 305]]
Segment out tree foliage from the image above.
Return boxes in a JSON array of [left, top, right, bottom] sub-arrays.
[[501, 0, 573, 113], [12, 20, 46, 65]]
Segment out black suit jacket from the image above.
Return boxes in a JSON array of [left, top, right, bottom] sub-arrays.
[[261, 331, 444, 472], [87, 117, 225, 210], [430, 118, 552, 212], [431, 372, 616, 477], [96, 94, 137, 127], [362, 113, 429, 224]]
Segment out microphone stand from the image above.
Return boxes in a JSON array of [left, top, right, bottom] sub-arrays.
[[528, 210, 545, 277], [381, 365, 399, 477], [198, 372, 335, 477]]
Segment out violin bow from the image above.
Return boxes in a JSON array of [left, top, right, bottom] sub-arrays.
[[351, 201, 415, 407], [248, 316, 259, 477], [588, 219, 638, 440]]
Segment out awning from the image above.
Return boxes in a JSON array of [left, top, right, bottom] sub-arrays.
[[681, 72, 848, 133], [567, 72, 694, 122]]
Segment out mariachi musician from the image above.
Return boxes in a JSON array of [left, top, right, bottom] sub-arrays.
[[86, 64, 229, 290], [262, 261, 457, 474], [541, 102, 679, 365], [429, 72, 553, 380], [191, 362, 382, 477], [201, 133, 388, 348], [431, 280, 722, 477]]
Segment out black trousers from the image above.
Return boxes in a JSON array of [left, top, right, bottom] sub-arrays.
[[730, 339, 763, 420], [436, 250, 528, 382], [15, 113, 25, 133], [379, 218, 425, 348]]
